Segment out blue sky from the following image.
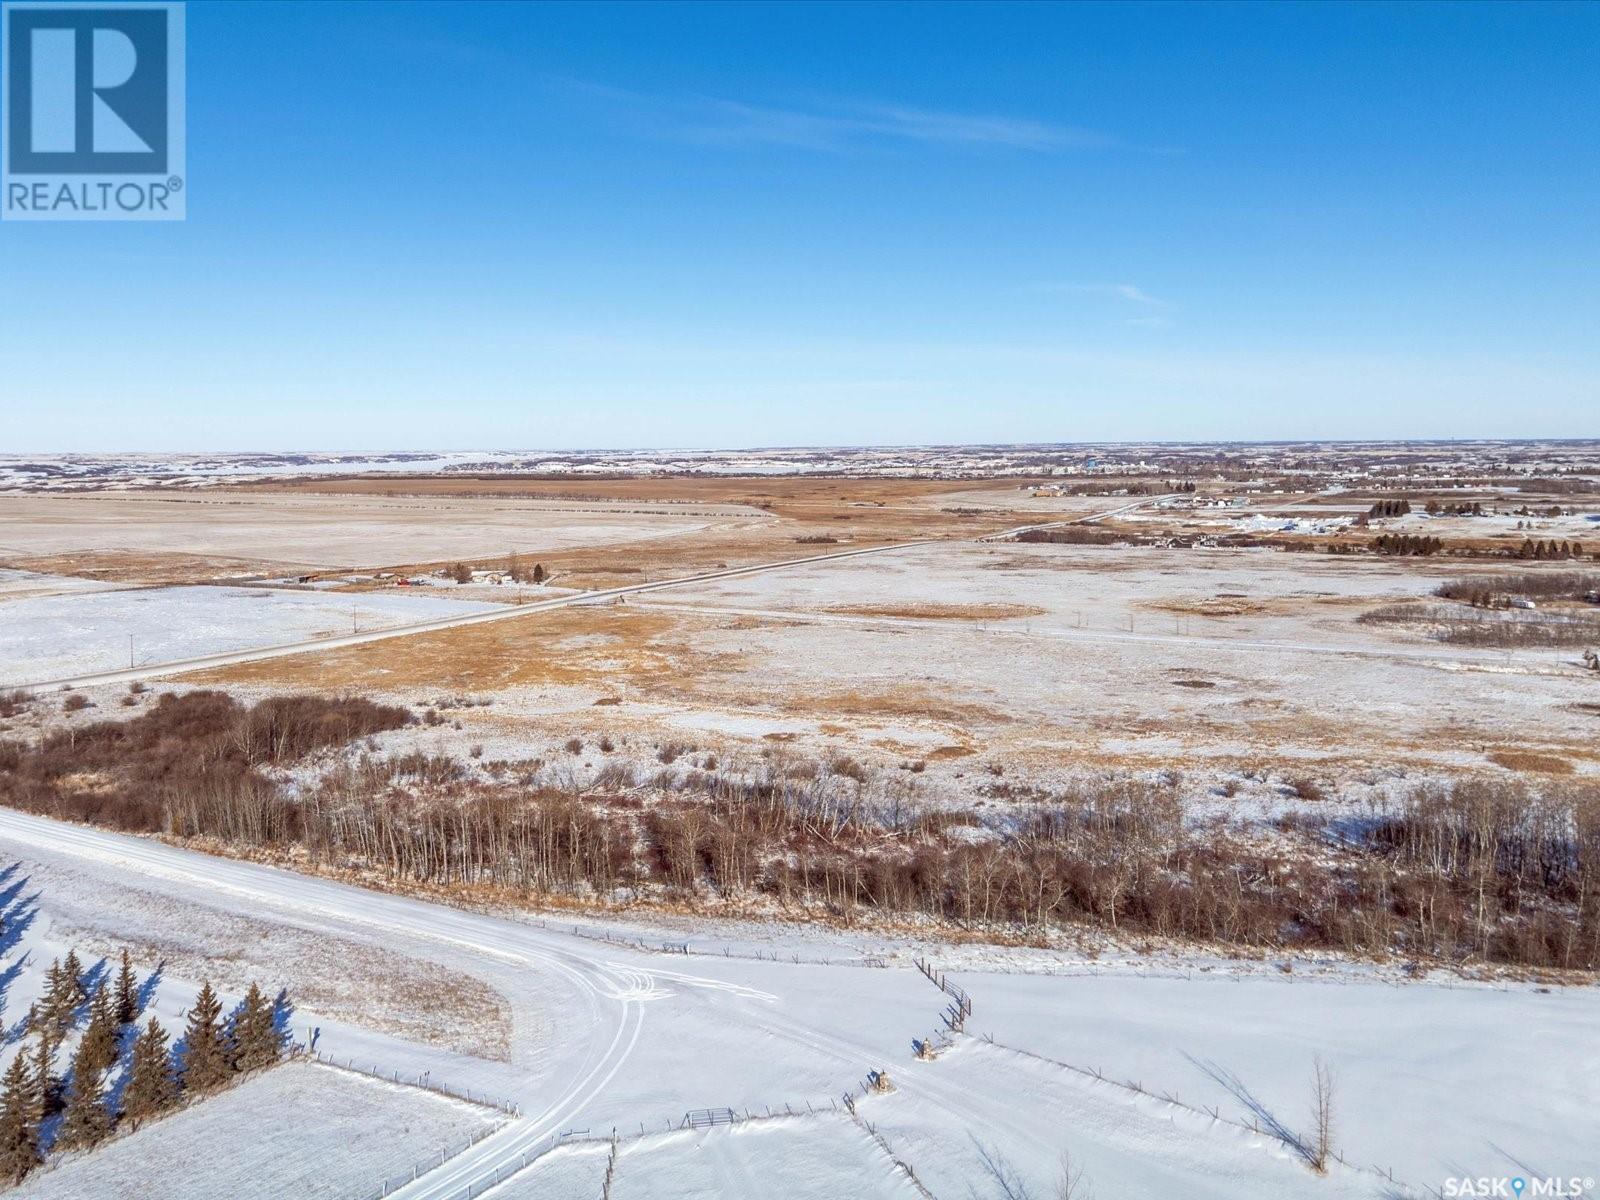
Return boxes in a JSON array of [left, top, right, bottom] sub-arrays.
[[2, 0, 1596, 451]]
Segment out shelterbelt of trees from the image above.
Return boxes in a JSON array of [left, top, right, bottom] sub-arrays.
[[0, 691, 1596, 973]]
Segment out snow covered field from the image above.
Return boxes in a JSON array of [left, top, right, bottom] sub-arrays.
[[0, 569, 128, 601], [0, 809, 1592, 1200], [13, 1062, 502, 1200], [348, 540, 1590, 791], [950, 969, 1597, 1190], [0, 585, 505, 685], [502, 1114, 926, 1199]]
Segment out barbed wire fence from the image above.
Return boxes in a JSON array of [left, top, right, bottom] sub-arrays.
[[308, 1049, 521, 1116]]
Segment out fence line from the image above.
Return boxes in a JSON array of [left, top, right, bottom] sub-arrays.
[[913, 957, 972, 1031], [522, 914, 894, 969], [370, 1122, 512, 1199], [971, 1035, 1412, 1191], [845, 1098, 941, 1200], [309, 1049, 522, 1116]]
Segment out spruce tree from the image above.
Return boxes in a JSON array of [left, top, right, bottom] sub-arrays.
[[81, 985, 119, 1077], [38, 960, 73, 1043], [29, 1034, 58, 1124], [122, 1018, 178, 1129], [114, 949, 139, 1026], [58, 1037, 111, 1152], [0, 1053, 40, 1184], [180, 982, 232, 1093], [61, 950, 85, 1003], [231, 983, 281, 1072]]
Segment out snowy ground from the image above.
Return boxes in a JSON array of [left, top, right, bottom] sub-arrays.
[[0, 585, 505, 685], [950, 969, 1597, 1190], [0, 569, 129, 602], [501, 1113, 926, 1199], [13, 1062, 502, 1200], [248, 540, 1594, 806], [0, 810, 1592, 1200]]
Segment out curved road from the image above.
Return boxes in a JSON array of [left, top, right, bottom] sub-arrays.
[[0, 808, 781, 1200]]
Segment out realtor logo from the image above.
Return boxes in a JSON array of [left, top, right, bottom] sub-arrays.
[[2, 1, 185, 220]]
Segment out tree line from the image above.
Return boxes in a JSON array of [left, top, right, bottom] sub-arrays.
[[1515, 539, 1586, 560], [1371, 533, 1442, 556], [0, 943, 290, 1184], [2, 692, 1595, 973]]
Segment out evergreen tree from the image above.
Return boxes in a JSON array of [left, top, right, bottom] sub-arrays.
[[231, 983, 281, 1072], [81, 985, 119, 1078], [180, 982, 232, 1093], [113, 949, 139, 1026], [0, 1053, 40, 1184], [29, 1034, 58, 1125], [61, 951, 85, 1003], [38, 960, 73, 1043], [58, 1037, 111, 1152], [121, 1019, 178, 1130]]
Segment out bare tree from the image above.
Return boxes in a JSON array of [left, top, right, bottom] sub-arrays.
[[1309, 1057, 1335, 1173], [1056, 1149, 1092, 1199]]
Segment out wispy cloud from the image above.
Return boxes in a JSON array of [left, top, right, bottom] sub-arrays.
[[560, 80, 1114, 153], [1034, 282, 1175, 329], [1047, 282, 1172, 308]]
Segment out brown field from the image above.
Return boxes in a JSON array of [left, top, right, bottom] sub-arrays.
[[0, 477, 1069, 586], [821, 602, 1048, 620], [186, 540, 1600, 788]]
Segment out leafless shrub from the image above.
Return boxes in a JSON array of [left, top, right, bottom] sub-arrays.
[[1309, 1057, 1335, 1173], [1438, 571, 1597, 603], [565, 737, 584, 755], [590, 762, 634, 791], [656, 740, 693, 765], [387, 752, 466, 786], [1285, 775, 1325, 802], [826, 753, 869, 783], [1056, 1150, 1092, 1200], [1361, 601, 1600, 647], [1016, 526, 1132, 546], [0, 689, 33, 719]]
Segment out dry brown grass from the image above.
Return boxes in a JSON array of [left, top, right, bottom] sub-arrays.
[[1145, 596, 1273, 617], [3, 477, 1045, 587], [251, 473, 1008, 507], [1488, 749, 1575, 775], [801, 686, 1014, 728], [6, 550, 269, 585], [822, 602, 1047, 621], [191, 606, 733, 692]]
